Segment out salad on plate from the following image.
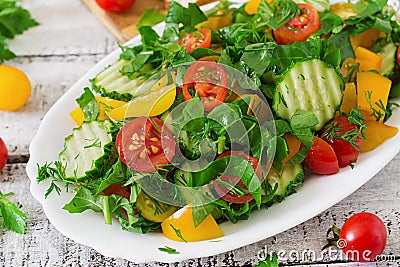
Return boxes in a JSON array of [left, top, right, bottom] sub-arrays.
[[36, 0, 400, 243]]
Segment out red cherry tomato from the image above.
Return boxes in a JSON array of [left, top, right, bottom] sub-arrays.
[[178, 28, 212, 53], [0, 138, 7, 171], [339, 212, 387, 262], [95, 0, 135, 13], [213, 151, 261, 204], [396, 46, 400, 65], [116, 117, 176, 173], [320, 116, 362, 168], [182, 61, 229, 112], [303, 136, 339, 175], [273, 3, 320, 45], [102, 183, 130, 199]]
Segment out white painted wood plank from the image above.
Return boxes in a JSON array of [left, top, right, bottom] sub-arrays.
[[9, 0, 119, 56]]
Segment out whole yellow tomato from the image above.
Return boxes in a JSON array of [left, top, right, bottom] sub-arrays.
[[0, 66, 31, 111]]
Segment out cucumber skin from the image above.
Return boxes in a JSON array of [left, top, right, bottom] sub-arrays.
[[265, 164, 305, 205], [92, 81, 135, 102], [273, 59, 344, 131], [59, 121, 117, 181]]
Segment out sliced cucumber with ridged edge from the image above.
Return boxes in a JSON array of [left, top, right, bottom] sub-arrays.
[[266, 164, 304, 203], [273, 59, 344, 131], [59, 121, 114, 180], [378, 43, 397, 77], [92, 60, 152, 101]]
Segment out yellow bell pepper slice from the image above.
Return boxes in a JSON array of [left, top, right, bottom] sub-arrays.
[[69, 97, 127, 126], [340, 83, 357, 114], [361, 120, 398, 152], [161, 205, 224, 242], [282, 133, 301, 166], [107, 84, 176, 121], [355, 46, 383, 72], [350, 28, 381, 50], [357, 71, 392, 121]]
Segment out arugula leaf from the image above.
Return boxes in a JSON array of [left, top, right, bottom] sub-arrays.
[[0, 0, 38, 63], [192, 194, 215, 227], [315, 13, 343, 35], [241, 43, 276, 76], [166, 2, 207, 29], [63, 187, 104, 213], [258, 0, 298, 30], [0, 191, 27, 234], [95, 159, 128, 194], [139, 26, 159, 46], [190, 48, 220, 60], [158, 246, 180, 254], [75, 87, 99, 121], [329, 31, 355, 63], [290, 109, 319, 130], [191, 156, 262, 207], [136, 8, 166, 28]]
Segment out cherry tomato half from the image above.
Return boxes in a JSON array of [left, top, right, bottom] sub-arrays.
[[178, 28, 212, 54], [273, 3, 320, 45], [116, 117, 176, 173], [213, 151, 261, 204], [303, 136, 339, 175], [339, 212, 387, 262], [320, 116, 362, 168], [0, 138, 8, 171], [182, 61, 229, 112], [95, 0, 135, 13], [102, 183, 130, 199]]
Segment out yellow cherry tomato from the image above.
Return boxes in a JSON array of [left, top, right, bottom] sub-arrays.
[[161, 205, 224, 242], [0, 66, 31, 111]]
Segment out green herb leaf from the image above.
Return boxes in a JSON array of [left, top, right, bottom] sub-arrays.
[[63, 187, 103, 213], [158, 246, 180, 254], [255, 253, 279, 267], [139, 26, 159, 46], [136, 8, 166, 28], [192, 194, 215, 227], [166, 2, 207, 28], [0, 191, 27, 234], [0, 0, 38, 63], [75, 87, 99, 121]]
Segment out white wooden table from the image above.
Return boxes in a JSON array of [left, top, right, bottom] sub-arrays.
[[1, 1, 400, 266]]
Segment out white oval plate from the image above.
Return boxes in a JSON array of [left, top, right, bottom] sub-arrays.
[[26, 0, 400, 263]]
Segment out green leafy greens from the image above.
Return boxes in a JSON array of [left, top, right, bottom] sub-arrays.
[[0, 191, 27, 234], [0, 0, 38, 63]]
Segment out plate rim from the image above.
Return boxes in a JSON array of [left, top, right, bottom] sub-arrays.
[[26, 0, 400, 263]]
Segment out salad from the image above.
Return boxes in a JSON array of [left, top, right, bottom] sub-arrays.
[[37, 0, 400, 243]]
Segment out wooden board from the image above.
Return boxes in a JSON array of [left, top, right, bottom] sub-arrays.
[[81, 0, 167, 43]]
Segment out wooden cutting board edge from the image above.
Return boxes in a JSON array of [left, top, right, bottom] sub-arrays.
[[81, 0, 167, 43]]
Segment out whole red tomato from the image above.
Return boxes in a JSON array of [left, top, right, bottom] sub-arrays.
[[95, 0, 135, 13], [0, 138, 8, 171], [339, 212, 387, 262]]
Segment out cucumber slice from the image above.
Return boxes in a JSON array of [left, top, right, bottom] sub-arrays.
[[266, 164, 304, 203], [378, 43, 397, 77], [273, 59, 344, 130], [60, 121, 113, 180], [92, 60, 151, 101]]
